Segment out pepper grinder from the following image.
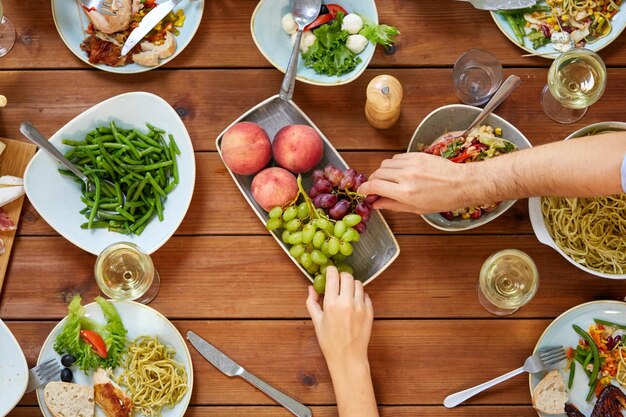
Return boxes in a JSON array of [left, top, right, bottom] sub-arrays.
[[365, 75, 403, 129]]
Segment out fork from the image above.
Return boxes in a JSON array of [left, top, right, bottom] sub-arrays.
[[79, 0, 116, 16], [25, 358, 63, 393], [443, 346, 567, 408]]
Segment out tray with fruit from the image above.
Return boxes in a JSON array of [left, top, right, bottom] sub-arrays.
[[216, 95, 399, 292]]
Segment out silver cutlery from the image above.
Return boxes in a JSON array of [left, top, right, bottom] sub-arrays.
[[455, 0, 538, 10], [79, 0, 117, 16], [120, 0, 183, 56], [187, 331, 312, 417], [25, 358, 62, 393], [443, 346, 566, 408]]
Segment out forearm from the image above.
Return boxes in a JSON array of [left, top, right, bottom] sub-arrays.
[[327, 359, 379, 417]]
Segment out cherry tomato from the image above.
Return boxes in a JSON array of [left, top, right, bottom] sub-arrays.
[[326, 4, 348, 17], [80, 330, 108, 359]]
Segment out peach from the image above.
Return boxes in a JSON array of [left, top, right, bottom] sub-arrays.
[[221, 121, 272, 175], [272, 125, 324, 174], [251, 167, 299, 212]]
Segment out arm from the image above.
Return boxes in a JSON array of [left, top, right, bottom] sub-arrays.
[[358, 131, 626, 214], [306, 267, 379, 417]]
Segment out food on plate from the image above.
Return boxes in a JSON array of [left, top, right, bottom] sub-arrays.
[[54, 296, 127, 372], [43, 381, 95, 417], [273, 125, 323, 174], [590, 385, 626, 416], [221, 122, 272, 175], [280, 4, 400, 76], [93, 368, 133, 417], [251, 167, 299, 212], [419, 125, 517, 220], [498, 1, 621, 51], [542, 194, 626, 275], [61, 367, 74, 383], [565, 403, 585, 417], [532, 369, 568, 414], [60, 121, 180, 235], [0, 174, 25, 254], [116, 336, 188, 416], [80, 0, 186, 67]]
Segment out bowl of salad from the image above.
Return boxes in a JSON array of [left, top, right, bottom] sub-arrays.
[[407, 104, 532, 231], [250, 0, 399, 86]]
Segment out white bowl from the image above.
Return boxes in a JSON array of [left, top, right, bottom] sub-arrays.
[[529, 121, 626, 279], [0, 319, 28, 416], [24, 92, 196, 255], [407, 104, 532, 232]]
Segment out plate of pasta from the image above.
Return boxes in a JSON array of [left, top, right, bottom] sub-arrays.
[[529, 122, 626, 279], [36, 299, 193, 417]]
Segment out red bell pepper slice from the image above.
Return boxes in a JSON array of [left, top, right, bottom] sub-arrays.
[[449, 150, 479, 163], [304, 13, 334, 31], [80, 329, 108, 359], [327, 4, 348, 17]]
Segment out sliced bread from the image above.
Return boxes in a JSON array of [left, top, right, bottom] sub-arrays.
[[532, 369, 568, 414], [43, 381, 95, 417]]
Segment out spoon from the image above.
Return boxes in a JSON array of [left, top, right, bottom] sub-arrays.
[[278, 0, 321, 101]]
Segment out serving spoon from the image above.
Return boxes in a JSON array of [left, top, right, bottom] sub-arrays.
[[279, 0, 321, 101]]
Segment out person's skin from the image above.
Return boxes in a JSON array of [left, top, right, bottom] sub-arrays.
[[306, 267, 379, 417], [358, 131, 626, 215]]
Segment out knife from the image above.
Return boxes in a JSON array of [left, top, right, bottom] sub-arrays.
[[120, 0, 182, 56], [455, 0, 538, 10], [187, 331, 312, 417]]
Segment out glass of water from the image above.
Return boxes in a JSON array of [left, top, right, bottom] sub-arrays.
[[453, 49, 503, 106], [0, 0, 16, 57]]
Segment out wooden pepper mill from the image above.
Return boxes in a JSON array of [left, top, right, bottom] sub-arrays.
[[365, 75, 403, 129]]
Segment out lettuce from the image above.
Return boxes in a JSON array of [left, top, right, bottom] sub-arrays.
[[359, 16, 400, 48]]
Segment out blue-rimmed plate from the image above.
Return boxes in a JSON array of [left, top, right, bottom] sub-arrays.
[[530, 300, 626, 417], [251, 0, 378, 86], [51, 0, 204, 73], [491, 3, 626, 58]]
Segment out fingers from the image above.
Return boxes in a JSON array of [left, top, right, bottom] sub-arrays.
[[354, 279, 364, 305], [357, 178, 402, 198], [324, 266, 340, 301], [339, 272, 355, 301], [306, 286, 323, 325], [364, 293, 374, 316], [372, 197, 419, 214]]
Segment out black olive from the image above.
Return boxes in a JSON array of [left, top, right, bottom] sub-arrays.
[[60, 354, 76, 367], [320, 4, 329, 14], [60, 368, 73, 383]]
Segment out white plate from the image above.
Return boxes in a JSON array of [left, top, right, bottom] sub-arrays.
[[51, 0, 204, 73], [491, 2, 626, 58], [36, 300, 193, 417], [530, 300, 626, 417], [0, 319, 28, 416], [24, 91, 196, 256]]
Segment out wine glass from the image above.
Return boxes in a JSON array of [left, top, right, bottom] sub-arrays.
[[94, 242, 160, 304], [0, 0, 16, 57], [541, 48, 607, 124]]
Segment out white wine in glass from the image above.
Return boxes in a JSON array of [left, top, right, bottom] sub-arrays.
[[541, 48, 607, 124], [477, 249, 539, 316], [0, 0, 16, 58], [95, 242, 160, 304]]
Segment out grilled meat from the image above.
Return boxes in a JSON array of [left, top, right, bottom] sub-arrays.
[[565, 403, 585, 417], [93, 368, 133, 417], [83, 0, 132, 34], [591, 385, 626, 417]]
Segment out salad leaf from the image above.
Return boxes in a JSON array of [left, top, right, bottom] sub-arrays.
[[359, 16, 400, 48]]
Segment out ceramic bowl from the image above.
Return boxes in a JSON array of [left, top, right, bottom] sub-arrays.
[[407, 104, 532, 231], [0, 319, 28, 416]]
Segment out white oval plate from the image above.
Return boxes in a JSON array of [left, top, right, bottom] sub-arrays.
[[0, 319, 28, 416], [36, 300, 193, 417], [530, 300, 626, 417], [51, 0, 204, 73], [24, 91, 196, 255]]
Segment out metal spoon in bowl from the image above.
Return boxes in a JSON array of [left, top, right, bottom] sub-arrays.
[[278, 0, 321, 101]]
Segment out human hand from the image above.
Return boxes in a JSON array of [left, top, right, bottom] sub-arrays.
[[306, 266, 374, 369]]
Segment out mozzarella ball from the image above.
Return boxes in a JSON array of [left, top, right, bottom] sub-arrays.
[[300, 31, 316, 52], [346, 34, 368, 54], [281, 13, 297, 34], [341, 13, 363, 34]]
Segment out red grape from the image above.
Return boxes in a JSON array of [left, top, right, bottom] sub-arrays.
[[354, 221, 367, 233], [344, 168, 357, 178], [308, 187, 320, 199], [317, 193, 338, 209], [329, 199, 351, 220], [355, 202, 371, 222], [364, 194, 380, 204], [353, 173, 366, 191], [324, 164, 343, 186], [339, 175, 355, 191], [312, 169, 325, 181], [441, 211, 454, 220], [314, 178, 333, 193]]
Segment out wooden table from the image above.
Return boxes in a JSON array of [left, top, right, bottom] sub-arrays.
[[2, 1, 626, 416]]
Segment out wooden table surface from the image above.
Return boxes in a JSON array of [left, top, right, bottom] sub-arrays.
[[2, 1, 626, 416]]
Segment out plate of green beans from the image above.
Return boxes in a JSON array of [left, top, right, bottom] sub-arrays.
[[24, 92, 195, 255]]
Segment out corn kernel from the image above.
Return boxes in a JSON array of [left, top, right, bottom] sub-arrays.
[[462, 213, 470, 219], [562, 14, 569, 21], [495, 128, 503, 136], [553, 25, 560, 31]]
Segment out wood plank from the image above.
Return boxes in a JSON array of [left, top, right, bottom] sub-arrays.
[[6, 319, 552, 406], [2, 68, 626, 153], [2, 236, 624, 320]]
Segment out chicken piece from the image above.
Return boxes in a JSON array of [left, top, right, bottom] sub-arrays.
[[83, 0, 132, 34], [131, 0, 143, 15], [591, 385, 626, 417], [132, 31, 177, 66], [565, 403, 585, 417], [93, 368, 133, 417]]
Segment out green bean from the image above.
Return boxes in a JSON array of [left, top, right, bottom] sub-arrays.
[[116, 207, 135, 222], [80, 221, 109, 229], [130, 207, 154, 232], [146, 123, 165, 134], [573, 325, 600, 401], [87, 175, 101, 228], [154, 189, 164, 221], [134, 129, 162, 147], [568, 363, 575, 389], [170, 141, 179, 184], [113, 127, 141, 159], [120, 160, 172, 171], [582, 351, 593, 368], [593, 318, 626, 330], [169, 134, 181, 155], [61, 139, 87, 146]]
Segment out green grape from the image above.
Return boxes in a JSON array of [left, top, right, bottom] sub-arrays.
[[302, 224, 316, 244], [289, 244, 305, 258], [342, 228, 359, 242], [333, 253, 347, 262], [333, 220, 347, 238], [300, 252, 313, 269], [321, 240, 330, 256], [314, 218, 329, 230], [311, 250, 328, 266], [266, 218, 283, 231], [282, 206, 297, 221], [328, 237, 340, 255], [343, 214, 362, 227], [320, 260, 334, 275], [313, 274, 326, 294], [316, 208, 326, 217], [281, 230, 291, 243], [325, 222, 335, 235], [297, 202, 309, 219], [269, 207, 283, 219], [307, 263, 320, 275], [336, 263, 354, 274], [312, 230, 325, 248], [339, 241, 353, 256], [285, 218, 302, 232], [287, 231, 303, 245]]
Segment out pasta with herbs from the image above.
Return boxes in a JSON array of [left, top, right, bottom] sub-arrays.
[[116, 336, 188, 417]]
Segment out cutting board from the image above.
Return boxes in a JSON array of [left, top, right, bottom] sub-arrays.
[[0, 137, 37, 295]]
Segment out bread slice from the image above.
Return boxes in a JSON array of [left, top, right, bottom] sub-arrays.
[[532, 369, 568, 414], [44, 381, 95, 417]]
